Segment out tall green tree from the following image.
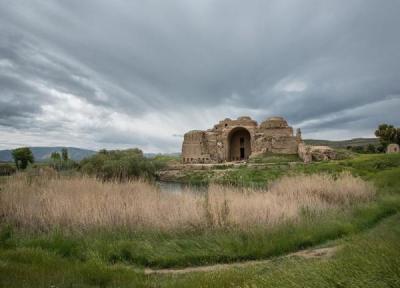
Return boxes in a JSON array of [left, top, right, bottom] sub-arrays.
[[375, 124, 400, 148], [50, 152, 61, 161], [12, 147, 34, 170], [61, 148, 69, 161]]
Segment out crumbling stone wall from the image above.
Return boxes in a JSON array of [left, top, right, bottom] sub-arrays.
[[182, 116, 300, 163], [298, 143, 312, 163], [386, 143, 400, 154], [298, 143, 336, 162], [181, 130, 211, 163]]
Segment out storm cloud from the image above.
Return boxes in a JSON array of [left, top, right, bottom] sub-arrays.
[[1, 0, 399, 152]]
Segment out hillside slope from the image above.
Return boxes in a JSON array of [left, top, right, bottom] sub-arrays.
[[0, 147, 96, 162], [304, 138, 379, 148]]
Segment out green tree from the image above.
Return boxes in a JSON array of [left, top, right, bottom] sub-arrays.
[[50, 152, 61, 161], [351, 146, 365, 153], [50, 151, 77, 171], [50, 152, 61, 170], [376, 145, 385, 153], [61, 148, 69, 161], [79, 148, 164, 181], [375, 124, 400, 148], [366, 144, 376, 153], [12, 147, 34, 170]]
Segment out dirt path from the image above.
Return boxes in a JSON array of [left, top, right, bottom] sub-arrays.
[[144, 246, 340, 275]]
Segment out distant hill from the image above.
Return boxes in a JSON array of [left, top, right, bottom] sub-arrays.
[[144, 152, 181, 158], [0, 147, 96, 162], [304, 138, 380, 148]]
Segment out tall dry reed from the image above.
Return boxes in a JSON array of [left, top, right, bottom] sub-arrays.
[[0, 172, 375, 232]]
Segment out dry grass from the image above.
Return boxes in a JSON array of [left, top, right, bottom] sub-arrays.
[[0, 172, 375, 232]]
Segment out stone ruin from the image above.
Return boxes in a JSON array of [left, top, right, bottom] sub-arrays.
[[386, 143, 400, 154], [298, 143, 336, 163], [181, 116, 336, 164]]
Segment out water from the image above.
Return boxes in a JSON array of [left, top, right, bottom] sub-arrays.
[[155, 181, 268, 194], [156, 181, 208, 194]]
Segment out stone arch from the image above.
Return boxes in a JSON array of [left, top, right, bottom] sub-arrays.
[[228, 127, 251, 161]]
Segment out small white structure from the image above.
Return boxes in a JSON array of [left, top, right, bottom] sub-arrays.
[[386, 143, 400, 154]]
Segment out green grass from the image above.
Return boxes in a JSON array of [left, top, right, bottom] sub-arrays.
[[0, 248, 148, 288], [168, 164, 288, 187], [2, 194, 398, 271], [248, 153, 301, 164], [177, 153, 400, 188], [153, 213, 400, 288], [216, 164, 288, 187], [175, 163, 292, 187], [175, 170, 215, 185], [1, 213, 399, 287]]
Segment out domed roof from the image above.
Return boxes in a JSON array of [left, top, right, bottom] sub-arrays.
[[260, 116, 289, 128], [266, 116, 285, 121], [237, 116, 252, 121]]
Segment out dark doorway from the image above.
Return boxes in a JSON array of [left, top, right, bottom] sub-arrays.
[[240, 148, 245, 159], [228, 128, 251, 161]]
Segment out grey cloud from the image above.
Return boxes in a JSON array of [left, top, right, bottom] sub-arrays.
[[0, 31, 97, 101], [0, 1, 399, 151]]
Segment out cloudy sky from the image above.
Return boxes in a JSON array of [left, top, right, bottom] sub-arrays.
[[1, 1, 399, 152]]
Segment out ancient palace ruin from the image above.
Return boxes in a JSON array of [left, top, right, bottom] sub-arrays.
[[182, 116, 302, 164]]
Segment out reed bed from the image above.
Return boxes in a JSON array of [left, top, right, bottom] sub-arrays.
[[0, 172, 375, 232]]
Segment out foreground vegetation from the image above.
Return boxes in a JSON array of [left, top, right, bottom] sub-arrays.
[[0, 153, 399, 287], [1, 209, 399, 287], [1, 173, 374, 232], [151, 214, 400, 287]]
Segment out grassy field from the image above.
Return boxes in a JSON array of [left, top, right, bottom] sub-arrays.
[[169, 152, 400, 187], [0, 153, 399, 287], [150, 213, 400, 287], [168, 161, 293, 186]]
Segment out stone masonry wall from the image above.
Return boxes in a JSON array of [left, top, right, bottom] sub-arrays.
[[182, 116, 301, 163]]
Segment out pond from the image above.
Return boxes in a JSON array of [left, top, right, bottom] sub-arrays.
[[155, 180, 268, 193], [156, 181, 208, 194]]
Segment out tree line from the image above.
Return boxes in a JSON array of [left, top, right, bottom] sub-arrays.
[[374, 124, 400, 147], [347, 124, 400, 154], [3, 147, 167, 181], [2, 123, 398, 177]]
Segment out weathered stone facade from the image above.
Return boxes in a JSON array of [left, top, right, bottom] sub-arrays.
[[298, 143, 336, 162], [386, 143, 400, 154], [182, 116, 301, 164]]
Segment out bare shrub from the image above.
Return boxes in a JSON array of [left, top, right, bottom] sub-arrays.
[[0, 173, 375, 232]]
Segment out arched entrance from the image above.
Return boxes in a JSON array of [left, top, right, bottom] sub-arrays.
[[228, 127, 251, 161]]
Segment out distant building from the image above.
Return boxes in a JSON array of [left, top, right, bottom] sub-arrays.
[[386, 143, 400, 154], [181, 116, 302, 164]]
